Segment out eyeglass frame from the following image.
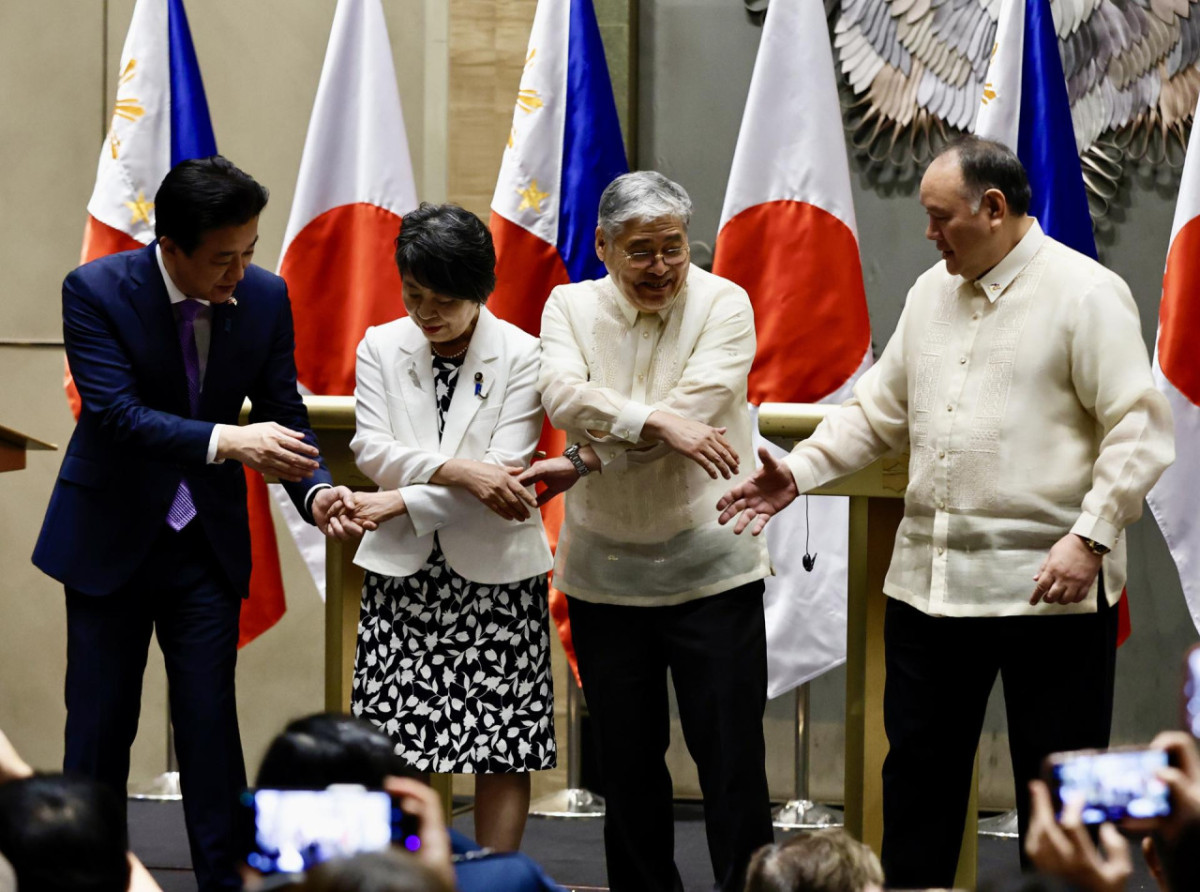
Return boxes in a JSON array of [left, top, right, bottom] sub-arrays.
[[615, 242, 691, 270]]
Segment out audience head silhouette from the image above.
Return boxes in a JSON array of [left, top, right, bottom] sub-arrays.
[[0, 774, 130, 892], [744, 830, 884, 892]]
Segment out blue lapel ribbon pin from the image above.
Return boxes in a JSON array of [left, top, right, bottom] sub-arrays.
[[474, 372, 484, 399]]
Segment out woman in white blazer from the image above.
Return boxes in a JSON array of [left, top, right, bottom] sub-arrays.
[[343, 204, 554, 852]]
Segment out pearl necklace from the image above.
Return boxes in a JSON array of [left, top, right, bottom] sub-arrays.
[[431, 341, 469, 359]]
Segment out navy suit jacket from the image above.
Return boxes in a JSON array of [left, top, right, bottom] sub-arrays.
[[34, 243, 332, 598]]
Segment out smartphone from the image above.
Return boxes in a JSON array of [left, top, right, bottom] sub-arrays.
[[240, 785, 421, 876], [1044, 747, 1171, 825], [1184, 643, 1200, 738]]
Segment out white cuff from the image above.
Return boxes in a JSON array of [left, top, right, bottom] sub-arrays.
[[207, 425, 223, 464], [305, 483, 333, 519], [610, 401, 655, 443], [1070, 512, 1119, 551]]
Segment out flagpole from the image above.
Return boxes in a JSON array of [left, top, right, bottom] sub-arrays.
[[528, 672, 605, 819], [773, 682, 843, 829]]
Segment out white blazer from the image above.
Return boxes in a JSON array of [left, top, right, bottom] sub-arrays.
[[351, 307, 553, 584]]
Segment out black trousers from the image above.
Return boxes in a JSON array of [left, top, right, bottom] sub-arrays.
[[880, 585, 1118, 888], [567, 581, 774, 892], [64, 523, 245, 892]]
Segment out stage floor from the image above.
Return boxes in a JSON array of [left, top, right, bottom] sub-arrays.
[[130, 798, 1159, 891]]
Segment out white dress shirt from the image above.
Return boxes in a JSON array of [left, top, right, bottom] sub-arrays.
[[539, 265, 772, 606], [784, 222, 1174, 617]]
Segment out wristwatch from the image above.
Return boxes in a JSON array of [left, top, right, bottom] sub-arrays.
[[1079, 536, 1110, 555], [563, 443, 590, 477]]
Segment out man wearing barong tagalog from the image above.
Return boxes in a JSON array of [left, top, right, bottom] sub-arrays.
[[717, 136, 1175, 888], [520, 170, 773, 892]]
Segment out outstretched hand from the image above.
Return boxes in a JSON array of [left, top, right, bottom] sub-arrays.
[[716, 447, 800, 536]]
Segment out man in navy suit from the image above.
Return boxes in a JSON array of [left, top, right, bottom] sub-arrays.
[[33, 156, 362, 891]]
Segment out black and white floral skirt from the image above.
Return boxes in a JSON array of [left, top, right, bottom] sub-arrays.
[[351, 538, 557, 774]]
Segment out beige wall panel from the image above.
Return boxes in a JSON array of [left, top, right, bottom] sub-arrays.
[[447, 0, 536, 217], [0, 1, 106, 341]]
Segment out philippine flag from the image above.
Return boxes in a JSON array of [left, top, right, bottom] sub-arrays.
[[1147, 97, 1200, 637], [488, 0, 627, 673], [973, 0, 1096, 260], [712, 0, 873, 695], [70, 0, 286, 647], [274, 0, 419, 595]]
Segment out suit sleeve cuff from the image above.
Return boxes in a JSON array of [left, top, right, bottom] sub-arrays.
[[1070, 513, 1118, 551]]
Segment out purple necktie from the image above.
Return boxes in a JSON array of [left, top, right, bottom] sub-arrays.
[[166, 300, 203, 531]]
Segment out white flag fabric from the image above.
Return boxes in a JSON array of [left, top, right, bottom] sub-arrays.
[[973, 0, 1024, 148]]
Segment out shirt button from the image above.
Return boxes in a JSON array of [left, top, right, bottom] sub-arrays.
[[937, 500, 945, 509], [938, 450, 946, 459], [642, 331, 650, 339], [959, 355, 967, 364], [972, 312, 981, 320], [946, 404, 953, 412], [937, 546, 945, 555], [637, 373, 644, 382]]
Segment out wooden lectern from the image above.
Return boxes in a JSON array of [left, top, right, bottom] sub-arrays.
[[0, 423, 56, 473], [759, 403, 979, 891]]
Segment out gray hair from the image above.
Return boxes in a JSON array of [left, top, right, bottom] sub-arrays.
[[597, 171, 693, 239]]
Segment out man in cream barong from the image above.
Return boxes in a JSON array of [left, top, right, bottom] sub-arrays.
[[521, 171, 773, 892], [718, 136, 1175, 887]]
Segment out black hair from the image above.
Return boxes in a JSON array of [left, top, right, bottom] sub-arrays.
[[0, 775, 130, 892], [394, 203, 496, 304], [154, 155, 269, 254], [256, 713, 417, 789], [299, 850, 452, 892], [935, 135, 1032, 216]]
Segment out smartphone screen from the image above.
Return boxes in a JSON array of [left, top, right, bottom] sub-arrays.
[[1184, 644, 1200, 738], [1048, 749, 1171, 825], [241, 786, 420, 875]]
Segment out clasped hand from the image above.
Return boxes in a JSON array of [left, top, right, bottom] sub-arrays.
[[439, 459, 538, 522], [645, 411, 739, 479]]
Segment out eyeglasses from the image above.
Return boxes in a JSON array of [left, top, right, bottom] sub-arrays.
[[617, 243, 690, 270]]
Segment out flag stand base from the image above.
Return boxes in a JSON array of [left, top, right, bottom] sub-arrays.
[[528, 787, 605, 819], [773, 799, 843, 829], [128, 771, 182, 801], [129, 709, 182, 801], [977, 808, 1018, 838]]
